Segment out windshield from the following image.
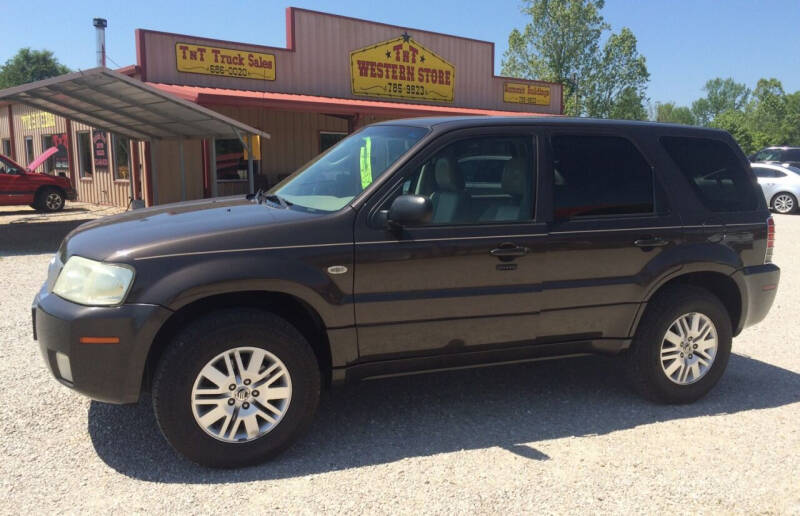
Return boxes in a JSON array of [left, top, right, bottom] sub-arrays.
[[270, 125, 428, 212]]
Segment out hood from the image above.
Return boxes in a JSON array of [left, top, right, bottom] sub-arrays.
[[62, 196, 324, 262], [26, 146, 59, 172]]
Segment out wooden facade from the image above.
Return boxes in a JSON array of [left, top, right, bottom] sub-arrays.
[[0, 8, 562, 208]]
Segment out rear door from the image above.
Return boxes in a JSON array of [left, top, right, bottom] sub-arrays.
[[353, 127, 548, 361], [538, 130, 683, 342]]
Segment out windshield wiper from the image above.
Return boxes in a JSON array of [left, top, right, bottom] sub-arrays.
[[248, 189, 292, 208], [265, 194, 292, 208]]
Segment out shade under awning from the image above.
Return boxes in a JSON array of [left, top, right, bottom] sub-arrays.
[[0, 67, 270, 141]]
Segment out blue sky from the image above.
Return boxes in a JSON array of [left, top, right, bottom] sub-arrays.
[[2, 0, 798, 107]]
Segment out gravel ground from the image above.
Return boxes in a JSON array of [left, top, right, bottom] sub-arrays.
[[0, 208, 798, 514]]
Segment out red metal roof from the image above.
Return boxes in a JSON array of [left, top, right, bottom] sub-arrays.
[[148, 83, 554, 118]]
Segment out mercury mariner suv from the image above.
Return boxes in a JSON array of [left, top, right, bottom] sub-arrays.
[[33, 117, 779, 468]]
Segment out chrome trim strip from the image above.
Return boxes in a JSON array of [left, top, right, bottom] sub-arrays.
[[136, 242, 352, 260]]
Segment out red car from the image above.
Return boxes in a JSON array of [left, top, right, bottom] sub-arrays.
[[0, 149, 77, 212]]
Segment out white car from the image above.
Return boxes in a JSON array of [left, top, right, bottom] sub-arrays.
[[752, 163, 800, 214]]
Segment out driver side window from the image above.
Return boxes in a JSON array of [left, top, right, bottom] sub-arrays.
[[384, 135, 536, 225]]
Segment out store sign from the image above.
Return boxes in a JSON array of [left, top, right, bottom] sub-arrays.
[[92, 130, 109, 171], [20, 111, 56, 130], [503, 82, 551, 106], [350, 33, 455, 103], [176, 43, 275, 80]]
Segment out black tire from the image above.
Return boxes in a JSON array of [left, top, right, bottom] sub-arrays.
[[152, 309, 321, 468], [627, 285, 732, 404], [771, 192, 797, 214], [34, 187, 65, 212]]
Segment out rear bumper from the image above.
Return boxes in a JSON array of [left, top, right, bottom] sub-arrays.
[[33, 287, 172, 404], [733, 263, 780, 334]]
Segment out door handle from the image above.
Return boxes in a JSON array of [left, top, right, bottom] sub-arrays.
[[490, 242, 530, 258], [633, 238, 669, 248]]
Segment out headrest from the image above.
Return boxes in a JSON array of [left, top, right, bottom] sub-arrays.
[[434, 156, 463, 192], [502, 158, 527, 196]]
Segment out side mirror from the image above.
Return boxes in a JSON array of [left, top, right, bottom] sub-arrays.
[[386, 195, 432, 228]]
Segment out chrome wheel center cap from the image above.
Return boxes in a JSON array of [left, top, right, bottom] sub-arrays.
[[235, 387, 251, 402]]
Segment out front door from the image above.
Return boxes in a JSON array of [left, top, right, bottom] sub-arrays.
[[353, 128, 548, 361], [538, 130, 683, 342], [0, 157, 32, 205]]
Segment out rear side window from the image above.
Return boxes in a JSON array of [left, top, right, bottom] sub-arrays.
[[551, 135, 653, 219], [784, 149, 800, 161], [661, 136, 759, 212], [752, 167, 774, 178]]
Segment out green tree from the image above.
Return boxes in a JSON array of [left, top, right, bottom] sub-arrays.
[[654, 102, 696, 125], [0, 48, 70, 88], [691, 78, 750, 126], [501, 0, 649, 118], [710, 109, 756, 153]]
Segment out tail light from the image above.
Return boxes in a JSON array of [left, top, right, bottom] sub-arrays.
[[765, 216, 775, 263]]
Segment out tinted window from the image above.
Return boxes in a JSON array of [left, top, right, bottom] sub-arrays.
[[752, 167, 774, 178], [784, 149, 800, 161], [551, 135, 653, 219], [382, 135, 535, 225], [661, 136, 759, 212]]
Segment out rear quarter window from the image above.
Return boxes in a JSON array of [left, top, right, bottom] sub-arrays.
[[660, 136, 760, 212]]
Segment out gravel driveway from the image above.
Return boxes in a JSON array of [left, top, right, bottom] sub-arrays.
[[1, 208, 798, 514]]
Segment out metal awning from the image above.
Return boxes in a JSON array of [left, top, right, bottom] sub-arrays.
[[0, 67, 270, 141]]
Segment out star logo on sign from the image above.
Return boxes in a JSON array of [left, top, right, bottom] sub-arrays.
[[385, 50, 391, 58], [401, 31, 411, 42], [420, 55, 426, 62]]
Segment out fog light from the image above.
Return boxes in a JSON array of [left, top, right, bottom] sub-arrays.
[[55, 352, 73, 383]]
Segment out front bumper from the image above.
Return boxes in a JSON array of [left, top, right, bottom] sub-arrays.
[[733, 263, 780, 334], [33, 286, 172, 404]]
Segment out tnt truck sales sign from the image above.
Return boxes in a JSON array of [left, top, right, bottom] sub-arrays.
[[176, 43, 275, 80], [350, 34, 455, 103]]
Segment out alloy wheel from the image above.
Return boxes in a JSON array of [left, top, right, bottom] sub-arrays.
[[773, 194, 794, 214], [660, 312, 718, 385], [191, 346, 292, 443], [45, 192, 64, 211]]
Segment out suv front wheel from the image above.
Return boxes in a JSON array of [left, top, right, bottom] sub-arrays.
[[627, 285, 732, 404], [152, 309, 321, 468]]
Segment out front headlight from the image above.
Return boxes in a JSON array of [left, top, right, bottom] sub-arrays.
[[52, 256, 135, 306]]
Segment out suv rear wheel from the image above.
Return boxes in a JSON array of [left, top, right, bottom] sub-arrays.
[[627, 285, 732, 404], [152, 309, 321, 468]]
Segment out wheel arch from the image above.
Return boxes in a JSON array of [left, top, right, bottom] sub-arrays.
[[142, 290, 333, 394], [632, 270, 743, 338], [770, 190, 797, 210]]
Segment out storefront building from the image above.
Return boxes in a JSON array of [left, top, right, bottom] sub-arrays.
[[0, 8, 562, 207]]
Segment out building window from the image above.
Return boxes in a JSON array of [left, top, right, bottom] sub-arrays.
[[41, 134, 56, 174], [77, 131, 92, 178], [319, 131, 347, 153], [113, 135, 130, 180], [1, 139, 10, 157], [24, 137, 34, 165], [215, 138, 248, 181]]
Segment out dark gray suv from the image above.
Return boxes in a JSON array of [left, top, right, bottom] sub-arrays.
[[33, 117, 780, 468]]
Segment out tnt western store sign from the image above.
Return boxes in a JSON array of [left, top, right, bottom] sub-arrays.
[[0, 8, 562, 209]]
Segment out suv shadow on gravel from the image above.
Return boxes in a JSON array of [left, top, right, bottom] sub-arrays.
[[87, 352, 800, 482]]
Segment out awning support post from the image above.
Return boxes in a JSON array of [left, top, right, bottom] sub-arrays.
[[151, 140, 159, 205], [209, 137, 218, 198], [178, 137, 186, 201]]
